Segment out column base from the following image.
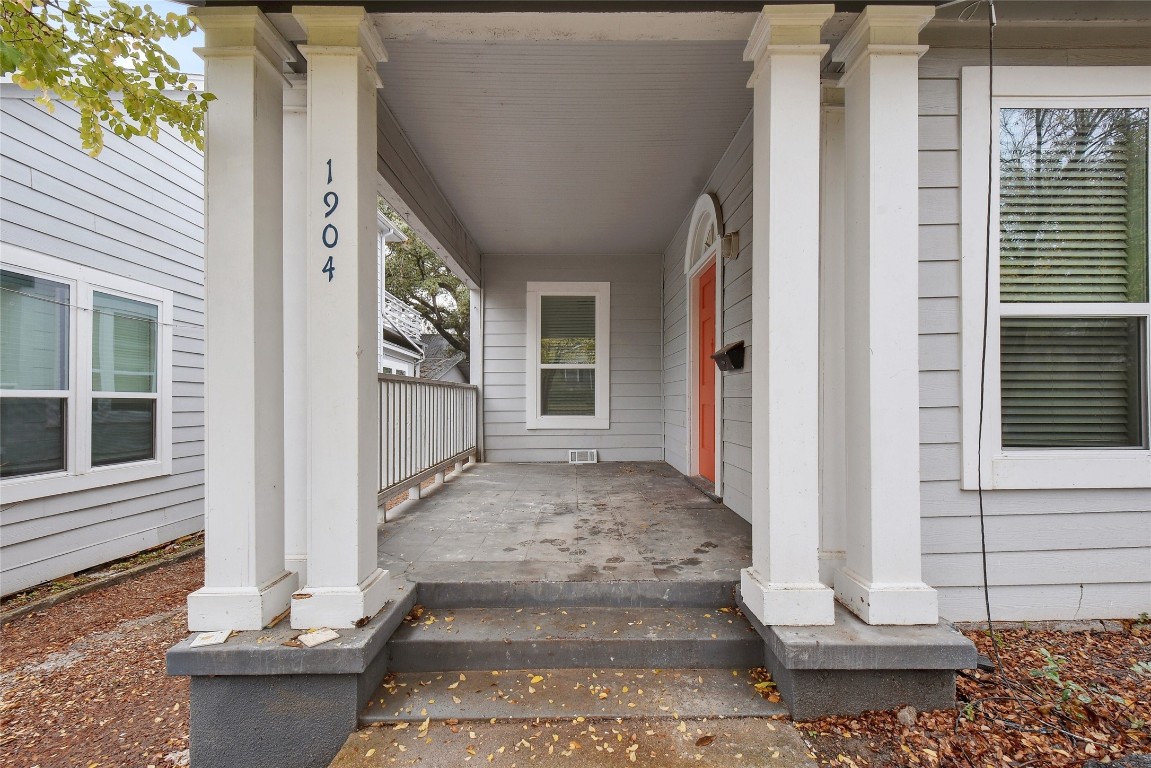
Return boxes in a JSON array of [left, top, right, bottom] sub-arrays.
[[187, 570, 298, 631], [290, 567, 391, 629], [835, 567, 939, 625], [740, 568, 835, 626], [285, 554, 308, 587]]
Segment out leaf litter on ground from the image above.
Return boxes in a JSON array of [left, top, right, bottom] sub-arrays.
[[798, 621, 1150, 767]]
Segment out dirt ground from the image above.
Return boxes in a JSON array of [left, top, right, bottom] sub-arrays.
[[2, 551, 1147, 768], [0, 556, 202, 768], [799, 622, 1151, 768]]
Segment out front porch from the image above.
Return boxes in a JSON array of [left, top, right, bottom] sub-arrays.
[[378, 461, 750, 590], [170, 3, 984, 766], [170, 460, 974, 767]]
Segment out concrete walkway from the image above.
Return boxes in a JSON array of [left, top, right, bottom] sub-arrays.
[[379, 462, 752, 586], [331, 716, 817, 767]]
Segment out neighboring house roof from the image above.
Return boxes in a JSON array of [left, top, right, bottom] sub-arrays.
[[382, 320, 422, 356], [377, 211, 408, 245], [419, 333, 469, 382]]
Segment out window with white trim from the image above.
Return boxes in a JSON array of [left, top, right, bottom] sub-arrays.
[[1, 248, 173, 501], [960, 67, 1150, 490], [525, 282, 610, 429]]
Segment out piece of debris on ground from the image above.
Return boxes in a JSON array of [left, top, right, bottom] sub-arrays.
[[0, 555, 203, 768], [799, 620, 1151, 767]]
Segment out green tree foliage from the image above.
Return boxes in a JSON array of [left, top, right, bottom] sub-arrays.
[[0, 0, 211, 156], [381, 204, 470, 359]]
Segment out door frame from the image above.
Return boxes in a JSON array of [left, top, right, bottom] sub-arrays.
[[684, 194, 724, 495]]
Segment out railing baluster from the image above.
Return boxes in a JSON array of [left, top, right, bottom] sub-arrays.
[[378, 373, 479, 506]]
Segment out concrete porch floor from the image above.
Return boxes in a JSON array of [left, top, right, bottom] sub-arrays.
[[378, 462, 751, 587]]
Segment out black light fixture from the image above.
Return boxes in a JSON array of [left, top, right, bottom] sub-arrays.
[[711, 341, 745, 372]]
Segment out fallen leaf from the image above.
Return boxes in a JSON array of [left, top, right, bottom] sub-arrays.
[[696, 735, 716, 747]]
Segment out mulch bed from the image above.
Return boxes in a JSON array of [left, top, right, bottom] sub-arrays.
[[800, 621, 1151, 768], [1, 534, 203, 617], [0, 555, 203, 768]]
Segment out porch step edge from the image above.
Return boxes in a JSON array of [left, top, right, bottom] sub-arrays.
[[412, 579, 739, 609], [360, 667, 787, 724], [387, 605, 762, 672]]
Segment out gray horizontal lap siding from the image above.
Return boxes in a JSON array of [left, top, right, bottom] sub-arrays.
[[0, 94, 205, 596], [662, 115, 753, 523], [482, 253, 663, 463], [916, 45, 1151, 621]]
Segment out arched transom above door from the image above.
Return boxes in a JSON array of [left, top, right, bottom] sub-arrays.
[[684, 194, 723, 276]]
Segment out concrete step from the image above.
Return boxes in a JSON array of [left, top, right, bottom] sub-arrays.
[[387, 606, 763, 672], [338, 715, 818, 768], [412, 577, 739, 609], [360, 667, 787, 724]]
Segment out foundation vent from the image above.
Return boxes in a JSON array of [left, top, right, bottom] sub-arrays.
[[568, 449, 598, 464]]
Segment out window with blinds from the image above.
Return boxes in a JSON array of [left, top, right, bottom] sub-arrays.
[[526, 282, 610, 429], [998, 107, 1149, 449], [540, 296, 596, 416], [0, 251, 171, 500]]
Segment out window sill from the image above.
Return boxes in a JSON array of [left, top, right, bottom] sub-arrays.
[[0, 459, 171, 504], [526, 415, 610, 430], [963, 450, 1151, 491]]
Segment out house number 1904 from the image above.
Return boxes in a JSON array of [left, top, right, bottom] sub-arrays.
[[321, 158, 337, 281]]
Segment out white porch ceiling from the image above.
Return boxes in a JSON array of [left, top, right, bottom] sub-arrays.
[[374, 37, 754, 257]]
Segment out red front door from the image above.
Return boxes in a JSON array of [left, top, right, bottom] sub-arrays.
[[698, 262, 716, 482]]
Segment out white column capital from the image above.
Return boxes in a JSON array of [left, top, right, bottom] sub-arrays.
[[831, 5, 934, 74], [744, 4, 833, 81], [293, 5, 388, 64], [191, 6, 296, 72]]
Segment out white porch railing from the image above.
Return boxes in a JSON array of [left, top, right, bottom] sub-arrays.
[[378, 374, 478, 509], [382, 291, 425, 343]]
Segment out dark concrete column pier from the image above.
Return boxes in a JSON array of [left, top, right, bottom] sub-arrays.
[[739, 599, 978, 720]]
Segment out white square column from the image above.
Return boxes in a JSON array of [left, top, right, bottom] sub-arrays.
[[186, 8, 299, 631], [739, 5, 836, 627], [832, 6, 939, 625], [290, 6, 390, 630], [283, 74, 309, 584]]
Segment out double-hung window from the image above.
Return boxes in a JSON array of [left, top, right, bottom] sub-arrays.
[[1, 247, 173, 501], [525, 282, 610, 429], [961, 67, 1150, 489]]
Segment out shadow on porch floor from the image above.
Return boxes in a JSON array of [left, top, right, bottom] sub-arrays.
[[378, 461, 751, 587]]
